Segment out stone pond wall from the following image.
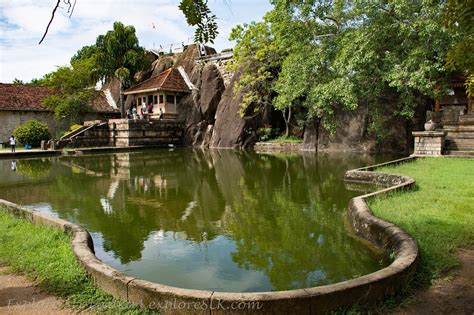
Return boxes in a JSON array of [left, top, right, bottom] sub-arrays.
[[60, 119, 185, 148], [0, 156, 419, 314]]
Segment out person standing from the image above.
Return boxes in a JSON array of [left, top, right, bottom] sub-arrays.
[[132, 106, 138, 120], [9, 135, 16, 152]]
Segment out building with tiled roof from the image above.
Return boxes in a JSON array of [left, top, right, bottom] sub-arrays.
[[124, 67, 191, 117], [0, 83, 120, 143], [0, 83, 119, 113]]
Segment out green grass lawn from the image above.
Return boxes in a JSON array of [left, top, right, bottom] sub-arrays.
[[265, 136, 303, 143], [0, 210, 153, 314], [370, 157, 474, 284]]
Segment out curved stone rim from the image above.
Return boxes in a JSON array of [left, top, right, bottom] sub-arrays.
[[0, 156, 419, 314]]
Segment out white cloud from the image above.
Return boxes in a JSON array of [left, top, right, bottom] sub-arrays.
[[0, 0, 272, 82]]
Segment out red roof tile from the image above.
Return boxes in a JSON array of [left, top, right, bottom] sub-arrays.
[[0, 83, 51, 111], [124, 68, 191, 95], [0, 83, 119, 113]]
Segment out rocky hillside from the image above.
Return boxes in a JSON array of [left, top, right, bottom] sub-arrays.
[[108, 44, 426, 153]]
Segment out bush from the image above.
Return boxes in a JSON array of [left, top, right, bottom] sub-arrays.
[[13, 120, 50, 147], [69, 124, 82, 132]]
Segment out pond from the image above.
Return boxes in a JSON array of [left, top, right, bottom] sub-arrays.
[[0, 149, 397, 292]]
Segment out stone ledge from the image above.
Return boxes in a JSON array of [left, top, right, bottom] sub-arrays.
[[254, 142, 303, 152], [412, 131, 445, 137], [0, 156, 419, 314]]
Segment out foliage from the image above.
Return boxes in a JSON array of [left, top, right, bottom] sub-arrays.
[[256, 126, 274, 141], [43, 90, 98, 121], [17, 159, 52, 179], [179, 0, 218, 44], [38, 54, 99, 121], [93, 22, 149, 88], [12, 120, 50, 147], [230, 21, 286, 117], [444, 0, 474, 96], [38, 21, 148, 121], [0, 211, 154, 314], [267, 136, 302, 143], [69, 124, 82, 132], [232, 0, 455, 132]]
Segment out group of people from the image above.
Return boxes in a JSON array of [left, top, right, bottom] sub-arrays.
[[126, 102, 163, 120]]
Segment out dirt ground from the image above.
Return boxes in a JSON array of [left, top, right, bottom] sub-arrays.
[[0, 266, 74, 315], [394, 248, 474, 315]]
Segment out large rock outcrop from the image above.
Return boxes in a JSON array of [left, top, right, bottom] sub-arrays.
[[199, 64, 225, 122], [303, 101, 429, 153], [151, 55, 175, 77], [209, 72, 249, 148]]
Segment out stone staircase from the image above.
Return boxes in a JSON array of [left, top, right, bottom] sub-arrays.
[[443, 113, 474, 156]]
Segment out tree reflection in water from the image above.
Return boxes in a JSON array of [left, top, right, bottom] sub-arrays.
[[0, 149, 392, 292]]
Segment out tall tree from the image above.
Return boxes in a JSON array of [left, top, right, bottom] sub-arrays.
[[92, 22, 149, 117], [232, 0, 454, 136], [93, 22, 149, 88], [444, 0, 474, 96], [41, 56, 99, 122]]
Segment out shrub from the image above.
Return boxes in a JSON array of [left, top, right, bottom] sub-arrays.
[[13, 120, 50, 147], [69, 124, 82, 132], [257, 125, 273, 141]]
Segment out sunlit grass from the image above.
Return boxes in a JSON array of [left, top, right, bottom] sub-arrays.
[[370, 157, 474, 283], [266, 136, 303, 143], [0, 210, 154, 314]]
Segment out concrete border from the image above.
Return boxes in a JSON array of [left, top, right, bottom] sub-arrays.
[[0, 156, 419, 314]]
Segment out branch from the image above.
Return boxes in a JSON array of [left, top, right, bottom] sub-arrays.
[[39, 0, 76, 45], [39, 0, 61, 44]]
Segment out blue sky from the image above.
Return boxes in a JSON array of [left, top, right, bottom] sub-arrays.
[[0, 0, 273, 83]]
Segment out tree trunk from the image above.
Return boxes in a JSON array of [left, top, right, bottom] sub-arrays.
[[282, 106, 292, 137], [119, 81, 125, 118]]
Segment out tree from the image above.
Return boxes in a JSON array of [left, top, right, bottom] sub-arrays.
[[41, 56, 99, 121], [179, 0, 219, 44], [92, 22, 149, 116], [40, 22, 149, 120], [93, 22, 149, 88], [444, 0, 474, 96], [232, 0, 454, 135], [229, 21, 287, 133]]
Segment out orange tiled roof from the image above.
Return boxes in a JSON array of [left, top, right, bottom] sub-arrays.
[[124, 68, 190, 95], [0, 83, 119, 113]]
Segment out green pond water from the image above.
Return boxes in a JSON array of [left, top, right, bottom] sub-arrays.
[[0, 149, 397, 292]]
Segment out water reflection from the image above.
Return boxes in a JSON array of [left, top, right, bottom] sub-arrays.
[[0, 149, 395, 292]]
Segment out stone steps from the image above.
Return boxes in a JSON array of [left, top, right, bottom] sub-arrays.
[[459, 114, 474, 123], [444, 138, 474, 150], [444, 150, 474, 156], [443, 124, 474, 131], [444, 131, 474, 138]]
